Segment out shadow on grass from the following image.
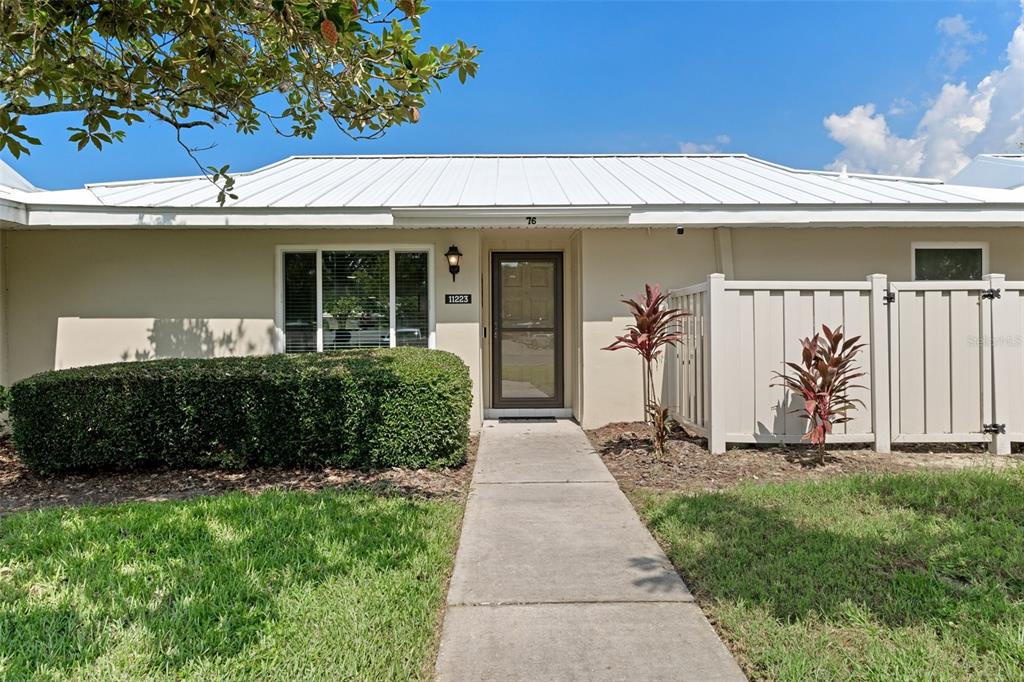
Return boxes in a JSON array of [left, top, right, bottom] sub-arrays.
[[642, 470, 1024, 635], [0, 489, 448, 678]]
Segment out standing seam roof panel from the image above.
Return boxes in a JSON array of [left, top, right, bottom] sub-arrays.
[[495, 157, 534, 205], [458, 157, 500, 206], [382, 157, 452, 206], [189, 157, 319, 207], [231, 158, 339, 207], [597, 158, 694, 204], [617, 157, 722, 204], [92, 177, 209, 206], [344, 157, 429, 206], [745, 163, 903, 203], [421, 157, 475, 205], [654, 158, 762, 204], [305, 158, 396, 207], [685, 157, 801, 204], [880, 179, 985, 203], [264, 158, 356, 207], [568, 157, 644, 205], [545, 158, 609, 205], [268, 157, 364, 207], [723, 157, 874, 204], [521, 157, 571, 205]]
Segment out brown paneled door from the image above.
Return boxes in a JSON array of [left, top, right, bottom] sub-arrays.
[[492, 252, 564, 409]]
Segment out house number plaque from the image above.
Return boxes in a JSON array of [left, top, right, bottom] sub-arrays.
[[445, 294, 472, 304]]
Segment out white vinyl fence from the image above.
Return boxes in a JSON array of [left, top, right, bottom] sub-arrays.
[[665, 273, 1021, 455]]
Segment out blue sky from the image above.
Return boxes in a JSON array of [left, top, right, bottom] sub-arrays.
[[4, 1, 1023, 189]]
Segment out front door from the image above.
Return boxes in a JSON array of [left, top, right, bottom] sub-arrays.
[[491, 252, 563, 408]]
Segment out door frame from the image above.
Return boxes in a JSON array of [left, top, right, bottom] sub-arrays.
[[490, 251, 564, 409]]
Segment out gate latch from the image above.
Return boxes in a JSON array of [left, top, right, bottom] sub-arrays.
[[983, 423, 1006, 435], [981, 288, 1001, 300], [882, 291, 896, 304]]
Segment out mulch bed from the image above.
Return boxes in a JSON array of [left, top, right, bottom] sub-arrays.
[[0, 436, 477, 515], [587, 422, 1021, 494]]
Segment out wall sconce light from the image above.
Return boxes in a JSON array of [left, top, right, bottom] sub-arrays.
[[445, 245, 463, 281]]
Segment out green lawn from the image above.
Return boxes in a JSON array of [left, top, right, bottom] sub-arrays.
[[0, 490, 462, 681], [638, 468, 1024, 681]]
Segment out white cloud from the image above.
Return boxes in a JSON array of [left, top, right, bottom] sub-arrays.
[[679, 134, 730, 153], [937, 14, 986, 73], [824, 8, 1024, 179], [888, 97, 914, 117]]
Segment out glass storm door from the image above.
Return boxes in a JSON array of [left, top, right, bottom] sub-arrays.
[[492, 252, 563, 408]]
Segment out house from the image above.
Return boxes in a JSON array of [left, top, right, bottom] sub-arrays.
[[949, 154, 1024, 191], [0, 154, 1021, 430]]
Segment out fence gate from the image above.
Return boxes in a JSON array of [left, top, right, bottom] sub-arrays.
[[887, 274, 1016, 453]]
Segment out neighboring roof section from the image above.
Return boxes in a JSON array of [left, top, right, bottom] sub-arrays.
[[0, 158, 35, 192], [949, 154, 1024, 190], [77, 154, 1013, 209]]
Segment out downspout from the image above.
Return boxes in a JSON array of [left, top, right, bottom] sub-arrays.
[[713, 227, 735, 278]]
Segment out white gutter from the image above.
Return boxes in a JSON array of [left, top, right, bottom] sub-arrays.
[[629, 205, 1024, 228], [0, 200, 1020, 229], [0, 197, 28, 226]]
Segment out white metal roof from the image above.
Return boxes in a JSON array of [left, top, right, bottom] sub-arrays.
[[949, 154, 1024, 190], [0, 158, 35, 192], [67, 153, 1021, 209], [2, 153, 1022, 229]]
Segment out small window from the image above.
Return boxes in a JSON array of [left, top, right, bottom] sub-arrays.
[[280, 247, 432, 352], [395, 251, 429, 347], [912, 243, 986, 281], [283, 252, 317, 353]]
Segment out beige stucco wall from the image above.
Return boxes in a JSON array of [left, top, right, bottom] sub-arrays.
[[578, 227, 718, 428], [729, 226, 1024, 280], [3, 224, 1021, 433], [4, 228, 484, 426]]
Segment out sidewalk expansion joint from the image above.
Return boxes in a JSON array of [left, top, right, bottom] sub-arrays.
[[447, 598, 697, 607]]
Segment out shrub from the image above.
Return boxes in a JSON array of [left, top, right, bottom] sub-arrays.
[[772, 324, 865, 464], [10, 348, 471, 474], [603, 283, 688, 456]]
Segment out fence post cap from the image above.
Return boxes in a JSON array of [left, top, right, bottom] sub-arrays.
[[708, 273, 726, 280], [866, 273, 888, 281]]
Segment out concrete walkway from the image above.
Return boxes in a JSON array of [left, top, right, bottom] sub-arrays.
[[435, 420, 746, 681]]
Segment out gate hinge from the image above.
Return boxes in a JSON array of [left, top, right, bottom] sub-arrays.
[[982, 423, 1006, 435], [981, 288, 1001, 300], [882, 291, 896, 304]]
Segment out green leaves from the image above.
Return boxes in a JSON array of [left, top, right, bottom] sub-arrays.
[[0, 111, 40, 158], [207, 164, 238, 203], [0, 1, 481, 201], [10, 347, 471, 473]]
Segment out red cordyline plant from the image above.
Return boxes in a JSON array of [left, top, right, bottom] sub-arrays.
[[603, 283, 689, 455], [772, 324, 866, 464]]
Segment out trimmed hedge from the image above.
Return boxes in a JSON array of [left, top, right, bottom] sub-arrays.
[[11, 348, 472, 474]]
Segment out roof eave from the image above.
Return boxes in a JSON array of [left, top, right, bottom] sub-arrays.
[[1, 201, 1021, 229]]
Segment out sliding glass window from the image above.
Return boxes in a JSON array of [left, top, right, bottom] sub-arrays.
[[281, 248, 432, 353]]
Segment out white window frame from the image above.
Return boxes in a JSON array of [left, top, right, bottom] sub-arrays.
[[911, 241, 989, 281], [274, 244, 435, 353]]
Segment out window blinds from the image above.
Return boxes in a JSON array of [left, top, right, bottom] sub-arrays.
[[282, 248, 430, 352]]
